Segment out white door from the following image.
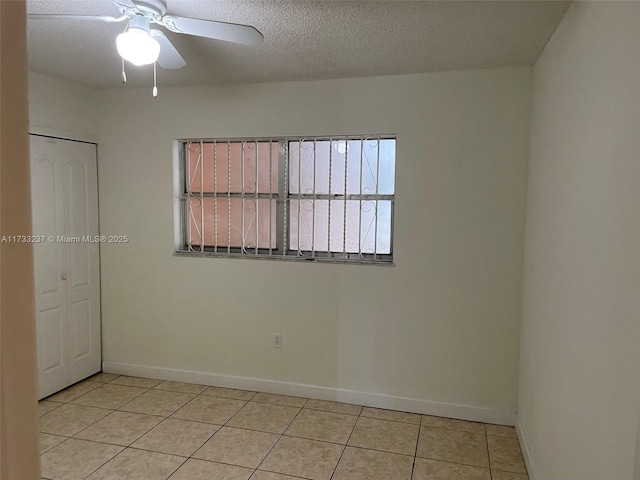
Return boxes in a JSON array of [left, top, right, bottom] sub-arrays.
[[31, 136, 67, 397], [30, 135, 101, 399]]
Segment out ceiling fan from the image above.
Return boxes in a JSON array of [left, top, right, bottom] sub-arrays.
[[28, 0, 264, 95]]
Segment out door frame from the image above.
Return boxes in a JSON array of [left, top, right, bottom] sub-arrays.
[[29, 124, 99, 145]]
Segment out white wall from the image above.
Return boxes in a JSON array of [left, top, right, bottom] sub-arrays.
[[28, 71, 101, 140], [97, 67, 531, 422], [518, 2, 640, 479]]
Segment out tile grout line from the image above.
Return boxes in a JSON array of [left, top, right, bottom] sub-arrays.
[[250, 467, 310, 480], [360, 408, 422, 426], [327, 401, 363, 480], [411, 455, 494, 471], [78, 443, 127, 480], [411, 417, 425, 480], [484, 422, 494, 480], [38, 401, 65, 417], [41, 406, 113, 438], [115, 381, 198, 416], [71, 408, 165, 442], [43, 379, 104, 403], [418, 424, 489, 434], [69, 379, 151, 411], [251, 398, 308, 475], [61, 385, 154, 440]]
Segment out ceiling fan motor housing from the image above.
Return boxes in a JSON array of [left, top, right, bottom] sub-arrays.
[[115, 0, 167, 22]]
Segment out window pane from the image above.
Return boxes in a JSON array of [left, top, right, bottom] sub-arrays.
[[188, 198, 276, 249], [187, 141, 278, 194], [377, 139, 395, 195], [374, 200, 392, 254], [239, 141, 279, 194], [289, 139, 395, 195], [289, 140, 327, 195], [289, 199, 392, 254]]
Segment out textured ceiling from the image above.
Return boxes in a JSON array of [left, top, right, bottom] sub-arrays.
[[26, 0, 570, 89]]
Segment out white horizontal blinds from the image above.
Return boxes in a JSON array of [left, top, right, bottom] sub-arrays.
[[181, 135, 394, 263]]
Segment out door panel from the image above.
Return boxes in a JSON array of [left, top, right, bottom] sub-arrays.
[[38, 307, 64, 373], [33, 157, 60, 295], [69, 299, 91, 360], [67, 159, 90, 287]]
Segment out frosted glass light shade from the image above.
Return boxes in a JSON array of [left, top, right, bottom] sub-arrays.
[[116, 28, 160, 66]]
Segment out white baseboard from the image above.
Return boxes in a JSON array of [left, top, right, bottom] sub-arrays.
[[103, 361, 516, 426], [516, 416, 536, 480]]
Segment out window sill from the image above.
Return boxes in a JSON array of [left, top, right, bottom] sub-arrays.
[[172, 250, 395, 266]]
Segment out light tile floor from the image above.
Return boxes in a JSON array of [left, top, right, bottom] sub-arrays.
[[39, 373, 529, 480]]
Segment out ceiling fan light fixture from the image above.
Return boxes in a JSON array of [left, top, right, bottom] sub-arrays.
[[116, 17, 160, 66]]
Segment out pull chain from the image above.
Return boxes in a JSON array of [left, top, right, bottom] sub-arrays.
[[121, 58, 127, 83], [152, 62, 158, 97]]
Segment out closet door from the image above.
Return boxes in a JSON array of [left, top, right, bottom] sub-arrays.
[[30, 135, 101, 399], [31, 136, 68, 397]]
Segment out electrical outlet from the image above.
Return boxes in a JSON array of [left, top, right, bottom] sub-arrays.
[[273, 333, 282, 348]]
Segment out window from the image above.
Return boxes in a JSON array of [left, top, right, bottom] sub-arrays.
[[175, 136, 395, 264]]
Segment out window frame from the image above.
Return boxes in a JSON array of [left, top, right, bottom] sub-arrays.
[[173, 135, 396, 265]]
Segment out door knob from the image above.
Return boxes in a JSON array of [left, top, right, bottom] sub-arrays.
[[61, 273, 67, 281]]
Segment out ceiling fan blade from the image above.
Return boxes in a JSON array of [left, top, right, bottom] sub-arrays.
[[27, 14, 127, 23], [162, 16, 263, 46], [150, 30, 187, 70]]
